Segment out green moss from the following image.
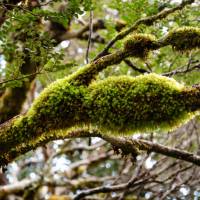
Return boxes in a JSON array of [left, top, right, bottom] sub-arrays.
[[86, 74, 196, 134], [0, 77, 88, 153], [123, 34, 157, 59], [163, 27, 200, 51], [58, 29, 199, 87], [0, 73, 199, 161]]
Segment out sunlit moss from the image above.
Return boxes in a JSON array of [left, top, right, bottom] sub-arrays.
[[0, 77, 88, 153], [0, 73, 199, 161], [86, 74, 196, 134]]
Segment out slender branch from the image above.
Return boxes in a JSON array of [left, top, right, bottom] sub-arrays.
[[0, 173, 113, 196], [0, 71, 42, 86], [162, 63, 200, 77], [100, 135, 200, 166], [74, 173, 152, 200], [124, 59, 150, 74], [57, 19, 105, 43], [0, 177, 40, 197]]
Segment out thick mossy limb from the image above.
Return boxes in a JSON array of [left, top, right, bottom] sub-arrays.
[[0, 127, 94, 165], [0, 74, 199, 158], [67, 50, 129, 86], [123, 27, 200, 58], [86, 74, 197, 134], [182, 84, 200, 112]]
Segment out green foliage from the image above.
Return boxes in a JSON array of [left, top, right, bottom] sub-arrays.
[[0, 0, 94, 88], [43, 60, 76, 72], [31, 0, 93, 26], [0, 9, 63, 88], [110, 0, 159, 25]]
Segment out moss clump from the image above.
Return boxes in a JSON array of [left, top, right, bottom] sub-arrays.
[[86, 74, 196, 134], [164, 27, 200, 51], [123, 34, 157, 59], [0, 77, 88, 153]]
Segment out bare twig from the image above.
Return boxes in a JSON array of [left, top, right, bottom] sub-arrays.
[[0, 177, 40, 197], [101, 135, 200, 166], [124, 59, 150, 74], [162, 63, 200, 77], [73, 172, 152, 200], [86, 10, 93, 64]]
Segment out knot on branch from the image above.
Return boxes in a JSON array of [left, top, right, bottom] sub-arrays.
[[163, 27, 200, 51], [111, 138, 140, 162]]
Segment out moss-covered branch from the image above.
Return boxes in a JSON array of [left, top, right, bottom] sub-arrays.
[[69, 27, 200, 86], [2, 126, 200, 167], [0, 73, 199, 165], [94, 0, 195, 60], [0, 27, 199, 165]]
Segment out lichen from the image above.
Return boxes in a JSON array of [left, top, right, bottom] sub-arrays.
[[163, 27, 200, 51], [123, 34, 157, 59]]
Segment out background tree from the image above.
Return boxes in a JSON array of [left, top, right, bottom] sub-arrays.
[[0, 0, 200, 199]]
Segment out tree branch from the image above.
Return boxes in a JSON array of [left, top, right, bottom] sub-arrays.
[[93, 0, 195, 60], [100, 135, 200, 166], [162, 63, 200, 77], [69, 27, 200, 86], [0, 177, 40, 197], [2, 127, 200, 167]]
